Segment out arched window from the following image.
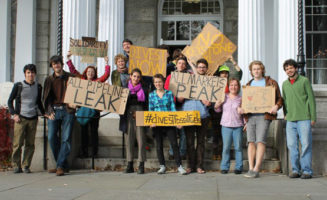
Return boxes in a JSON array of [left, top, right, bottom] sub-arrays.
[[158, 0, 224, 45]]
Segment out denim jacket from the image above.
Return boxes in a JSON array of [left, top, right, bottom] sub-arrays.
[[182, 99, 210, 119]]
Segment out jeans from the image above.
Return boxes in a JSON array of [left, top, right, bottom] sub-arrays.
[[286, 120, 313, 175], [169, 128, 186, 156], [48, 108, 75, 169], [220, 126, 243, 171]]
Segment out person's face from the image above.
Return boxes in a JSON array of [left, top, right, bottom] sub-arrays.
[[130, 72, 141, 86], [176, 59, 187, 72], [51, 61, 63, 74], [86, 68, 96, 80], [153, 78, 164, 90], [219, 71, 229, 78], [24, 70, 36, 83], [117, 58, 126, 69], [285, 65, 298, 78], [196, 63, 208, 75], [229, 80, 239, 95], [251, 64, 263, 79], [123, 42, 131, 53]]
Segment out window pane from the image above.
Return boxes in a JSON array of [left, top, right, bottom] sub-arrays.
[[313, 16, 327, 31], [305, 7, 312, 14], [313, 34, 327, 58], [176, 21, 190, 40], [305, 0, 312, 6], [306, 16, 312, 31], [191, 21, 206, 40], [182, 1, 201, 14], [313, 68, 327, 84], [162, 21, 175, 40], [306, 67, 313, 83], [306, 34, 313, 58], [313, 0, 327, 5]]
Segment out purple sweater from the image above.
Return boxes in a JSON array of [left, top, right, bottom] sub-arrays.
[[215, 94, 244, 127]]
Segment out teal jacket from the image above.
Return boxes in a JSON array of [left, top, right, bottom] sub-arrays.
[[282, 75, 316, 122]]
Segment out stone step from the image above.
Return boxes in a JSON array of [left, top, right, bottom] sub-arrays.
[[73, 158, 281, 173]]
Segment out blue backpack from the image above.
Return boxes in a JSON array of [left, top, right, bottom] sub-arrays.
[[76, 107, 97, 125]]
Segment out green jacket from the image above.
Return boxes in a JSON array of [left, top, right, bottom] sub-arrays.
[[282, 75, 316, 122]]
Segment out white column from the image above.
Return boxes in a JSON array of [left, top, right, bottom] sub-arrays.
[[238, 0, 265, 85], [97, 0, 125, 83], [14, 0, 36, 82], [62, 0, 96, 72], [278, 0, 298, 87], [0, 0, 11, 82]]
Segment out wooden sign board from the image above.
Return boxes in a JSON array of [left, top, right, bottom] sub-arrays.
[[182, 23, 237, 75], [169, 72, 227, 103], [69, 37, 108, 63], [129, 45, 167, 77], [64, 77, 129, 115], [242, 86, 275, 113], [136, 111, 201, 126]]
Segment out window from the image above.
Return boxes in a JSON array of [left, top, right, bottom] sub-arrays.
[[305, 0, 327, 84], [158, 0, 223, 45]]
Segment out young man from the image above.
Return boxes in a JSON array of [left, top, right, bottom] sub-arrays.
[[43, 55, 75, 176], [282, 59, 316, 179], [122, 39, 133, 68], [8, 64, 45, 173], [242, 61, 283, 178]]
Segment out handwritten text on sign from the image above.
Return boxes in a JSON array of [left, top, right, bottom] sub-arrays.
[[69, 38, 108, 58], [241, 86, 275, 114], [182, 23, 237, 75], [136, 111, 201, 126], [64, 77, 129, 115], [129, 46, 167, 77], [169, 72, 227, 103]]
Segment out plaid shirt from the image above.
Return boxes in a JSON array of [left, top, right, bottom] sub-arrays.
[[149, 90, 176, 111]]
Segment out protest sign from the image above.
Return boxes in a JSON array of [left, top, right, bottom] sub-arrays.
[[69, 37, 108, 63], [129, 45, 167, 77], [168, 72, 227, 103], [64, 77, 129, 115], [136, 111, 201, 127], [241, 86, 275, 113], [182, 23, 237, 75]]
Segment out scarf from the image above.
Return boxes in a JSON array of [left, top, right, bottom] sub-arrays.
[[128, 80, 145, 102]]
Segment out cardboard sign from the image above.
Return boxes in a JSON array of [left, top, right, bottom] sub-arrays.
[[242, 86, 275, 113], [0, 82, 14, 107], [69, 37, 108, 63], [182, 23, 237, 75], [169, 72, 227, 103], [136, 111, 201, 126], [129, 45, 167, 77], [64, 77, 129, 115]]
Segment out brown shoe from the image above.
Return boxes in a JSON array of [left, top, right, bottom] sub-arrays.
[[56, 168, 64, 176], [48, 168, 57, 173]]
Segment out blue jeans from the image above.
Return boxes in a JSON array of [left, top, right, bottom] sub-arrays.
[[48, 108, 75, 169], [286, 120, 313, 175], [221, 126, 243, 171], [169, 128, 186, 156]]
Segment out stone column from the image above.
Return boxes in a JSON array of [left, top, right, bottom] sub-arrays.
[[14, 0, 36, 82], [62, 0, 96, 72], [96, 0, 125, 82], [0, 0, 11, 82]]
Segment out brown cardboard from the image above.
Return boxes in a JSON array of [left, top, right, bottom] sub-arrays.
[[136, 111, 201, 126], [241, 86, 276, 113], [64, 77, 129, 115], [129, 45, 167, 77], [168, 72, 227, 103], [182, 23, 237, 75]]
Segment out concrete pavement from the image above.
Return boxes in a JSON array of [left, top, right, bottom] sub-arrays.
[[0, 170, 326, 200]]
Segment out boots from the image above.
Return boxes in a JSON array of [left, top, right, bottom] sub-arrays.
[[124, 161, 134, 173], [137, 162, 145, 174]]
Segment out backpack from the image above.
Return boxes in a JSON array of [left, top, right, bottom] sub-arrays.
[[76, 107, 97, 125]]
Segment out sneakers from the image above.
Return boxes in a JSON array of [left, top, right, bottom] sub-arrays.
[[301, 174, 312, 179], [23, 167, 31, 173], [289, 172, 300, 178], [157, 165, 166, 174], [221, 170, 228, 174], [244, 170, 259, 178], [234, 170, 242, 175], [56, 168, 65, 176], [177, 165, 187, 175], [13, 167, 22, 173]]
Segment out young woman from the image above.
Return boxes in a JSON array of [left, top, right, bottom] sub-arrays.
[[214, 78, 244, 174], [66, 51, 111, 157], [149, 74, 187, 175], [124, 68, 147, 174]]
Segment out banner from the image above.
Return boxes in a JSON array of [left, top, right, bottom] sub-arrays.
[[129, 45, 167, 77], [242, 86, 275, 113], [168, 72, 227, 103], [64, 77, 129, 115], [136, 111, 201, 126], [182, 23, 237, 75], [69, 37, 108, 63]]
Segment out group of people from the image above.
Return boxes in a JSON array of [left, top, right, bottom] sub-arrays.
[[7, 39, 316, 179]]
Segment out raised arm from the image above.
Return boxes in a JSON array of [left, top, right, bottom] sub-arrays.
[[96, 56, 111, 83], [66, 51, 81, 76]]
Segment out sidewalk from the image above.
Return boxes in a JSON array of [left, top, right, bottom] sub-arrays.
[[0, 170, 326, 200]]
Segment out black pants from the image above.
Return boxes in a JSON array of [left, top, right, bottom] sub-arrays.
[[210, 110, 222, 156], [81, 117, 99, 156], [154, 127, 181, 166]]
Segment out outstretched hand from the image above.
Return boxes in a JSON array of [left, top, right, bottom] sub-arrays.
[[104, 56, 109, 65], [67, 51, 72, 60]]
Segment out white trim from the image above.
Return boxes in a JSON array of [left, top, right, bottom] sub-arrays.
[[0, 0, 11, 82]]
